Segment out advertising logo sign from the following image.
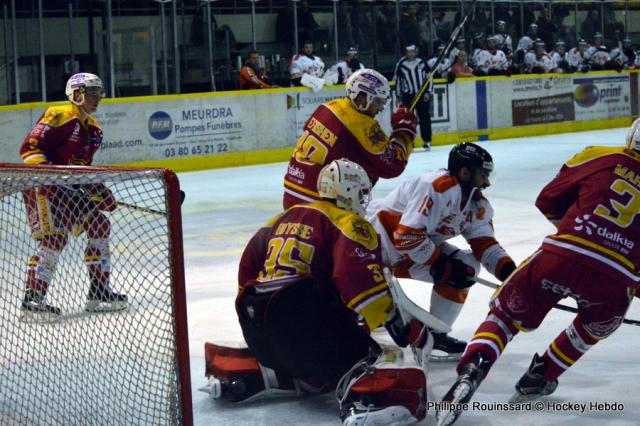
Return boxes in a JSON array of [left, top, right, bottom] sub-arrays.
[[148, 111, 173, 140]]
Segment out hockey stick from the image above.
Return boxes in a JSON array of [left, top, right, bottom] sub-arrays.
[[474, 276, 640, 326], [115, 190, 185, 217], [116, 201, 166, 217], [383, 267, 450, 334], [408, 0, 478, 112]]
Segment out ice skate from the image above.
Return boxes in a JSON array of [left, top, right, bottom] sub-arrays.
[[85, 279, 128, 312], [430, 332, 466, 362], [509, 353, 558, 403], [341, 400, 417, 426], [20, 288, 61, 323], [436, 353, 490, 426]]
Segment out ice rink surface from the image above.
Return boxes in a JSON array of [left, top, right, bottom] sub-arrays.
[[181, 127, 640, 426]]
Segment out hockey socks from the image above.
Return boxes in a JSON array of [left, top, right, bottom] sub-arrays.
[[540, 317, 598, 382]]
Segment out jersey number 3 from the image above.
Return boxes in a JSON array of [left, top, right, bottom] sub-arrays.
[[594, 178, 640, 228]]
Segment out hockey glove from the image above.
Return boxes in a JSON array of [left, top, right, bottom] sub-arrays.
[[497, 260, 517, 281], [430, 252, 475, 289], [85, 183, 117, 212], [385, 309, 428, 349], [391, 106, 417, 136]]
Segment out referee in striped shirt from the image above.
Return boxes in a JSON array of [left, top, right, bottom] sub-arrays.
[[393, 45, 433, 150]]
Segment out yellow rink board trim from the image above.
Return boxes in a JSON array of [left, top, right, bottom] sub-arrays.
[[115, 116, 634, 173]]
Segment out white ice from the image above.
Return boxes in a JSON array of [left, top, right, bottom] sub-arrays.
[[181, 127, 640, 426]]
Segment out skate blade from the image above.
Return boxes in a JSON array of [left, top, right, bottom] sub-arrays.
[[85, 300, 128, 313], [436, 382, 473, 426], [19, 309, 60, 323], [429, 352, 463, 362], [508, 391, 545, 404]]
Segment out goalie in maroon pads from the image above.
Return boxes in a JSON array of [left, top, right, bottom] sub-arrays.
[[436, 120, 640, 426], [283, 68, 417, 208], [19, 73, 127, 321], [203, 159, 429, 426]]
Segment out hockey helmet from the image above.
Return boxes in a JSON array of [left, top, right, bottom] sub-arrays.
[[626, 118, 640, 152], [346, 69, 391, 114], [317, 159, 372, 217], [448, 142, 495, 182], [65, 72, 103, 105], [578, 38, 588, 46], [528, 23, 538, 32]]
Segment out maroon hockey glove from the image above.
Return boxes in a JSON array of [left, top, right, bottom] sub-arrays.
[[85, 184, 117, 212], [430, 252, 476, 289], [391, 106, 417, 136], [385, 309, 428, 349]]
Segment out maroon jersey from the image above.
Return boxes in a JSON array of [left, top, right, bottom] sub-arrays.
[[238, 201, 393, 330], [536, 146, 640, 287], [283, 98, 411, 208], [20, 103, 103, 165]]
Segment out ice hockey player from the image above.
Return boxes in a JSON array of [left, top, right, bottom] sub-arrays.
[[204, 159, 430, 426], [19, 72, 127, 321], [283, 68, 417, 208], [326, 47, 365, 84], [289, 40, 325, 87], [366, 143, 516, 361], [436, 119, 640, 426], [523, 40, 553, 74]]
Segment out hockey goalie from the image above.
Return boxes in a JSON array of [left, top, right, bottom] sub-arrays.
[[202, 159, 449, 426]]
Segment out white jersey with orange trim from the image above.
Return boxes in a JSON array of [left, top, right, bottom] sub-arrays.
[[365, 169, 512, 279], [289, 54, 325, 80]]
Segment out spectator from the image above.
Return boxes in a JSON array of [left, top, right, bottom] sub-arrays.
[[452, 51, 474, 77], [376, 2, 396, 51], [493, 20, 513, 54], [432, 9, 450, 43], [337, 2, 355, 50], [485, 36, 509, 75], [289, 41, 324, 87], [567, 38, 590, 73], [610, 37, 637, 69], [327, 47, 365, 84], [276, 1, 319, 51], [535, 9, 557, 50], [351, 0, 374, 51], [399, 4, 420, 52], [394, 45, 432, 150], [239, 51, 272, 90], [580, 9, 601, 44], [524, 40, 553, 74], [550, 40, 570, 73]]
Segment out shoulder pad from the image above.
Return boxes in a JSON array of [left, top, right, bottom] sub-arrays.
[[39, 105, 77, 127], [432, 175, 458, 193], [306, 202, 378, 250]]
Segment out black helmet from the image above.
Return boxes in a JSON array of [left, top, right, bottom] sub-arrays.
[[448, 142, 494, 175]]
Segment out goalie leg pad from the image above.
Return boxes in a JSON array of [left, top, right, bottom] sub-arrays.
[[338, 366, 427, 426], [202, 342, 311, 403]]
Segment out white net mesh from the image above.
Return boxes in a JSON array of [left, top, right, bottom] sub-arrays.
[[0, 165, 190, 426]]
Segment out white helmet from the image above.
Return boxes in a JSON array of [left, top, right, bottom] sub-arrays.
[[65, 73, 103, 105], [345, 69, 390, 114], [626, 117, 640, 152], [317, 159, 372, 217]]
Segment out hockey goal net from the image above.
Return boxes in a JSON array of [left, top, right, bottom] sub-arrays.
[[0, 163, 192, 425]]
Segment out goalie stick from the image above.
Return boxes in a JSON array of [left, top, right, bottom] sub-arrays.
[[474, 276, 640, 326], [116, 189, 185, 217], [408, 0, 478, 112]]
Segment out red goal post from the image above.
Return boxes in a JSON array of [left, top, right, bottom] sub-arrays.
[[0, 163, 192, 425]]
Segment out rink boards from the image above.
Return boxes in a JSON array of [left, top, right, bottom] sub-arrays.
[[0, 70, 637, 172]]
